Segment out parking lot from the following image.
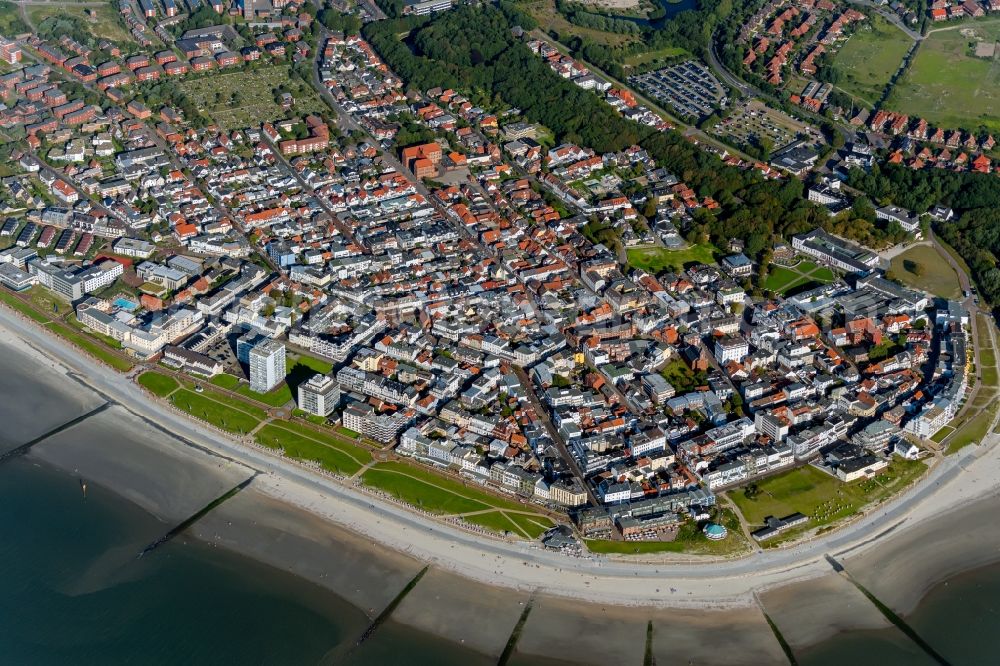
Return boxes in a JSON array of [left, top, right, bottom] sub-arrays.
[[629, 60, 727, 121], [712, 100, 818, 154]]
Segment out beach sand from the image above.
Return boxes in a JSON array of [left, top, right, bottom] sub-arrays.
[[515, 596, 648, 665], [391, 567, 530, 658], [761, 572, 891, 649], [0, 338, 105, 454], [28, 404, 254, 523], [189, 486, 425, 615], [649, 604, 787, 665], [842, 490, 1000, 615]]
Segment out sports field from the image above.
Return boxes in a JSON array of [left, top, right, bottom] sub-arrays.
[[887, 21, 1000, 133], [832, 15, 912, 107]]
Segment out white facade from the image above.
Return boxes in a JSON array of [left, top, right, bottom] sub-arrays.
[[249, 339, 286, 393]]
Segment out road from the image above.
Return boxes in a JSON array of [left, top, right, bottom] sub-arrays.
[[514, 366, 603, 510], [846, 0, 924, 41], [707, 32, 857, 147]]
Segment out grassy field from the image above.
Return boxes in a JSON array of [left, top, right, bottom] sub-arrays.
[[730, 461, 927, 537], [523, 0, 643, 49], [622, 45, 689, 71], [948, 404, 996, 453], [210, 372, 293, 407], [585, 508, 749, 556], [0, 290, 50, 323], [763, 260, 836, 296], [46, 322, 133, 371], [627, 244, 718, 274], [887, 21, 1000, 133], [28, 3, 134, 44], [255, 422, 371, 476], [168, 387, 266, 434], [833, 15, 912, 107], [177, 66, 327, 131], [138, 371, 180, 398], [888, 244, 961, 299], [361, 461, 554, 538]]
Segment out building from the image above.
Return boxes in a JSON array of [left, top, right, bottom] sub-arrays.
[[297, 373, 340, 417], [402, 0, 454, 14], [113, 237, 156, 259], [248, 339, 286, 393], [792, 228, 879, 273], [714, 335, 749, 363]]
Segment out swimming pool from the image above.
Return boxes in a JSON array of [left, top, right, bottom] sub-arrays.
[[113, 297, 139, 311]]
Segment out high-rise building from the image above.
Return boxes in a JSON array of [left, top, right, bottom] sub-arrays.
[[249, 339, 285, 393], [297, 373, 340, 417]]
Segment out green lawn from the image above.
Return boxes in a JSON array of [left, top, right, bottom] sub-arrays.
[[931, 425, 955, 443], [585, 508, 749, 556], [138, 371, 179, 398], [832, 15, 913, 106], [255, 422, 370, 475], [763, 260, 836, 296], [622, 45, 689, 70], [0, 290, 50, 323], [504, 512, 557, 539], [627, 244, 718, 274], [730, 461, 927, 536], [210, 374, 241, 390], [237, 382, 293, 407], [169, 388, 264, 434], [887, 22, 1000, 133], [210, 372, 293, 407], [363, 463, 493, 514], [362, 461, 550, 519], [888, 244, 961, 299], [287, 352, 334, 375], [46, 322, 133, 372], [948, 403, 997, 454]]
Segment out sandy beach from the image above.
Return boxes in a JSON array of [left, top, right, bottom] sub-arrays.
[[0, 338, 105, 454], [5, 302, 1000, 661], [29, 404, 254, 523]]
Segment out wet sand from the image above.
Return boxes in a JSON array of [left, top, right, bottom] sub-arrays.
[[189, 486, 424, 615], [392, 567, 530, 658], [842, 490, 1000, 615], [760, 572, 891, 650], [515, 596, 648, 665], [29, 404, 254, 523], [649, 604, 787, 665], [0, 338, 104, 454]]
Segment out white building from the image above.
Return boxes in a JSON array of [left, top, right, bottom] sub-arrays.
[[297, 373, 340, 417], [249, 339, 286, 394]]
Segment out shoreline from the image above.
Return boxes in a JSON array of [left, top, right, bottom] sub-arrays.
[[3, 304, 1000, 614]]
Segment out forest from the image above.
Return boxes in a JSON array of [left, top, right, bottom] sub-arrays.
[[848, 163, 1000, 306]]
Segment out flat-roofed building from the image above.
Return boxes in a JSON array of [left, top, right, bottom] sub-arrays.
[[297, 373, 340, 417]]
